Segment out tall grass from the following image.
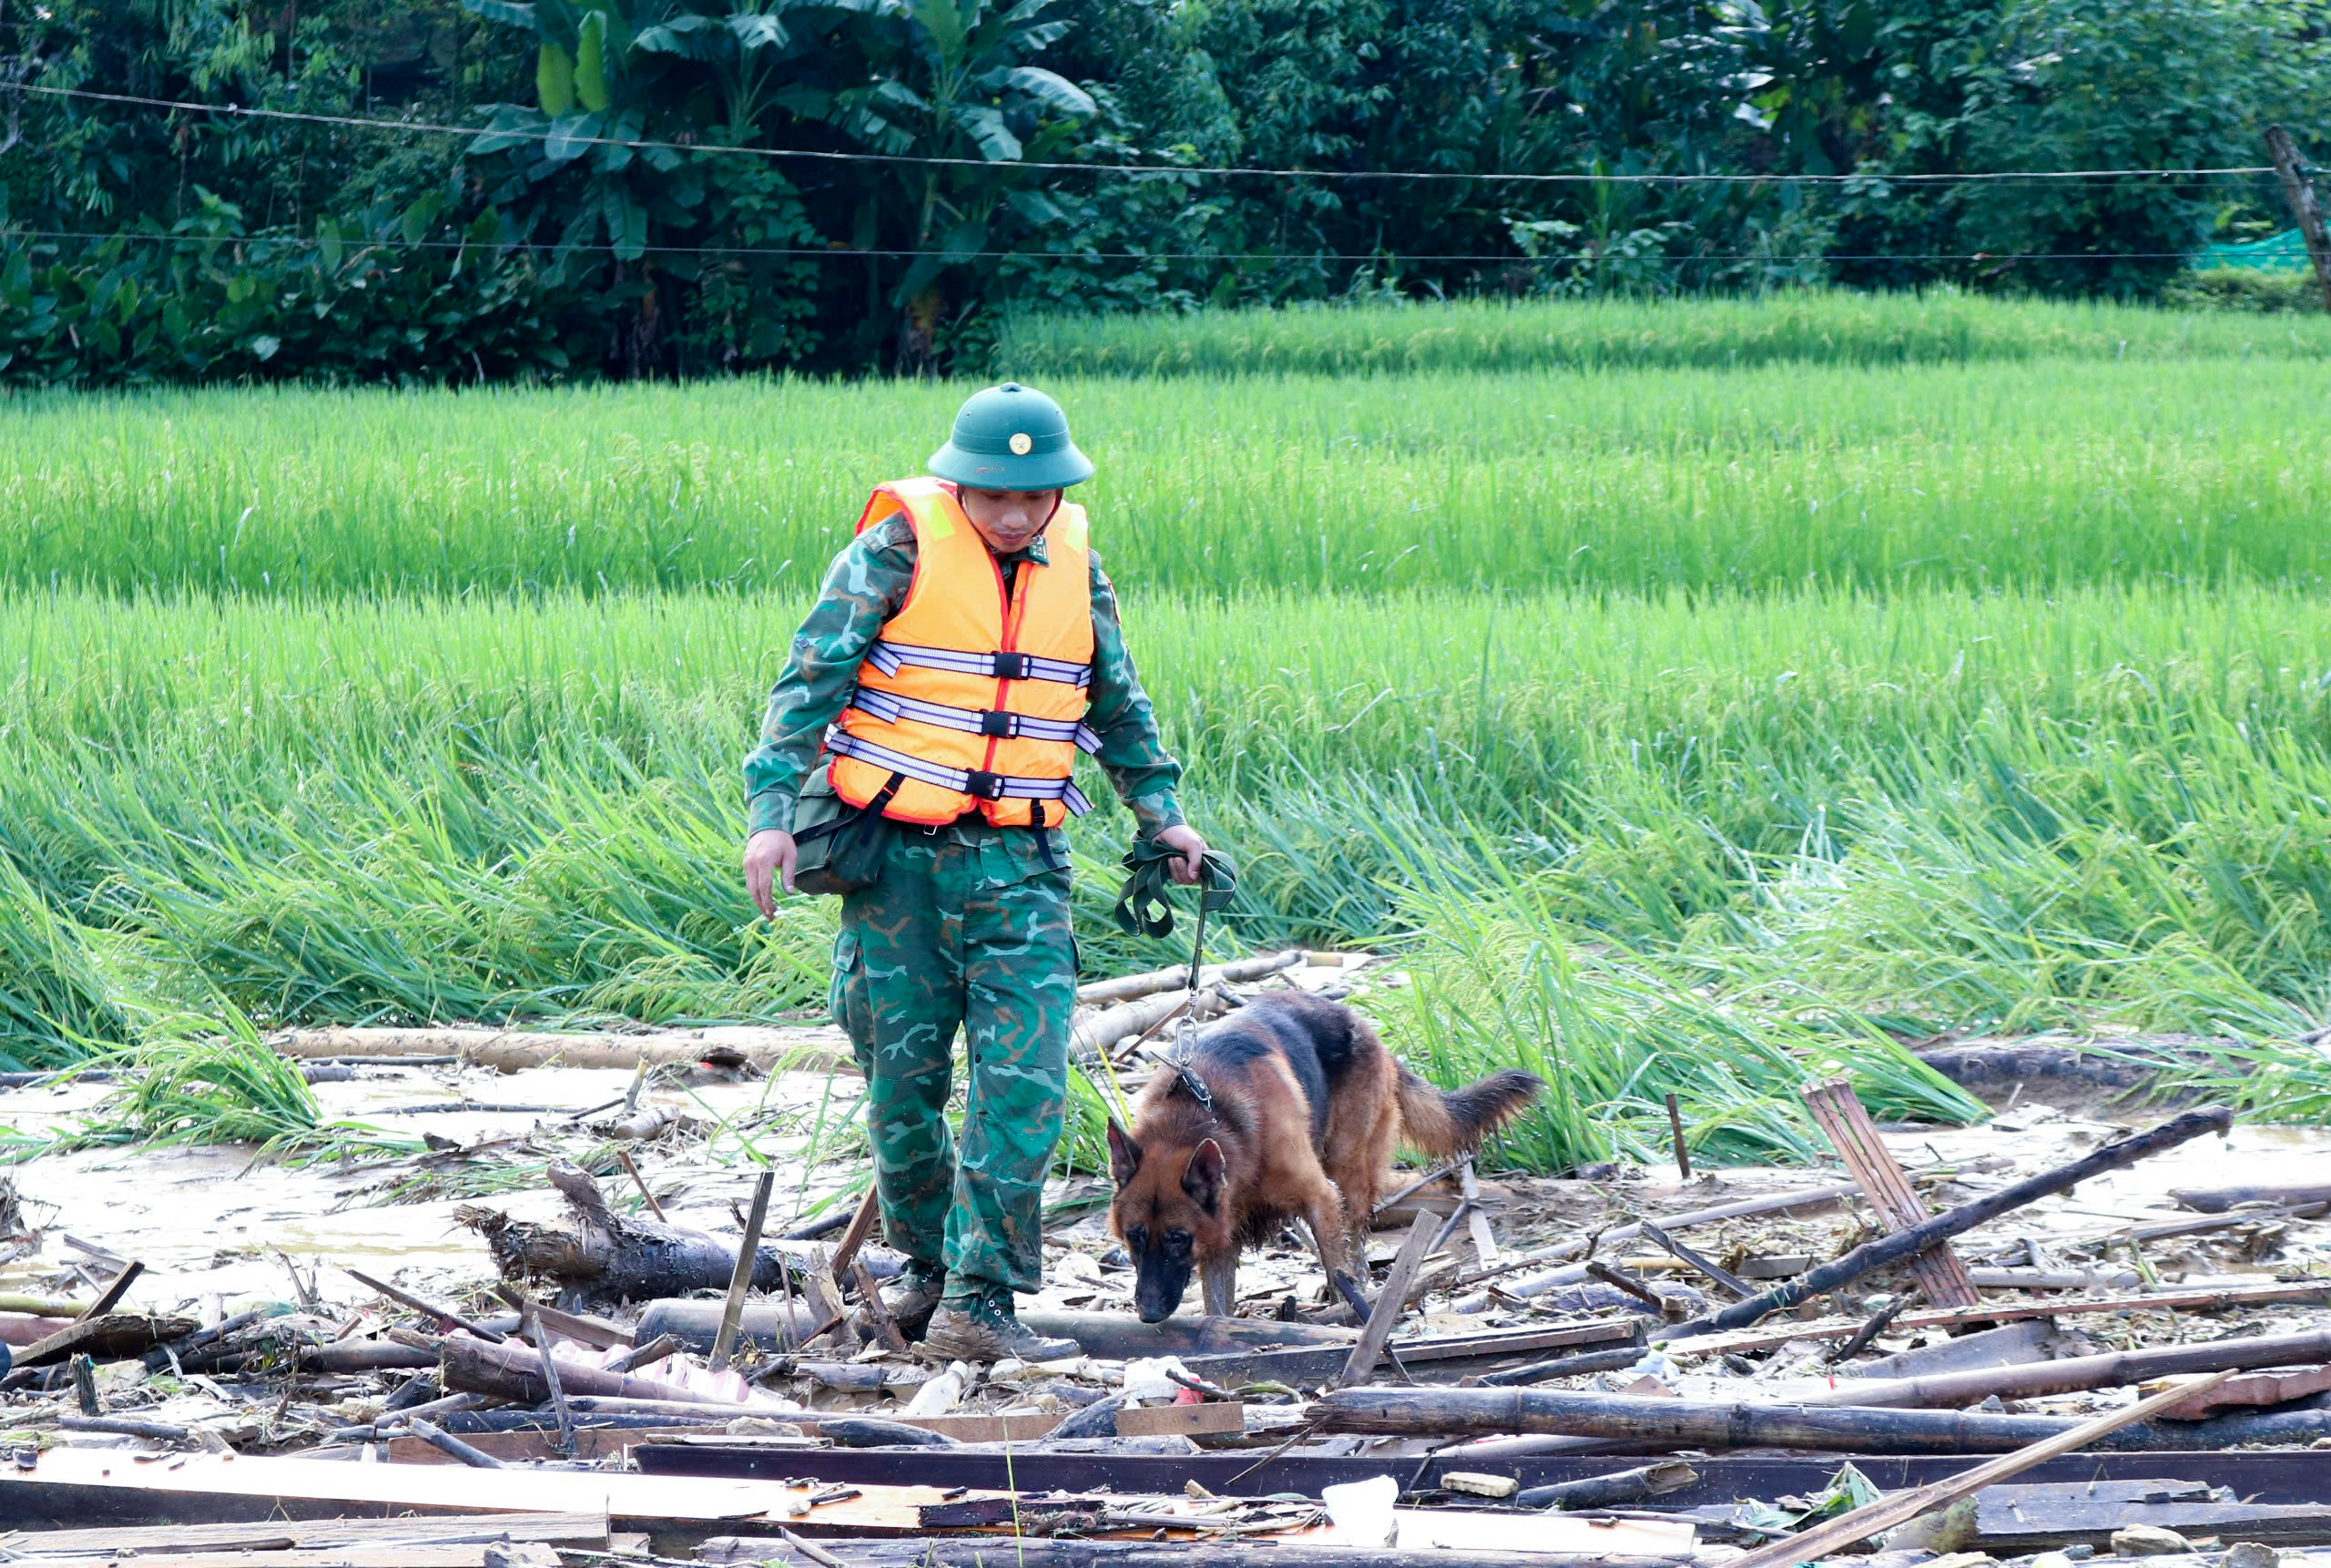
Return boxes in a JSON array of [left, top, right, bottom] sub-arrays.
[[997, 290, 2331, 378], [3, 582, 2325, 1134], [3, 352, 2327, 596]]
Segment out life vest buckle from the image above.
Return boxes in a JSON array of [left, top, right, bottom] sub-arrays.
[[990, 651, 1035, 680], [962, 768, 1007, 800], [977, 709, 1017, 738]]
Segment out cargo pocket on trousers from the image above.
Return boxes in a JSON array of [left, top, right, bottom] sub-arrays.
[[829, 928, 870, 1052]]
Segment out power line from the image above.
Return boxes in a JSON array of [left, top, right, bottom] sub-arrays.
[[17, 82, 2283, 189], [1, 228, 2213, 267]]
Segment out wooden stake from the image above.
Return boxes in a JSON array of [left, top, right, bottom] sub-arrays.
[[348, 1268, 506, 1343], [711, 1169, 778, 1374], [614, 1148, 667, 1223], [519, 1298, 575, 1460], [80, 1259, 145, 1320], [828, 1179, 882, 1283], [1635, 1222, 1749, 1299], [851, 1260, 908, 1355], [1663, 1094, 1690, 1180], [2265, 125, 2331, 314], [1334, 1212, 1438, 1390], [1725, 1369, 2240, 1567]]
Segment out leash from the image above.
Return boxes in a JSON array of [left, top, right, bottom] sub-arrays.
[[1111, 839, 1238, 1111]]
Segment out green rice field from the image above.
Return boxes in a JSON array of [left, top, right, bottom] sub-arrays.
[[4, 292, 2327, 1171]]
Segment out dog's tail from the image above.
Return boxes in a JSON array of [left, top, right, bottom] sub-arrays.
[[1394, 1064, 1544, 1156]]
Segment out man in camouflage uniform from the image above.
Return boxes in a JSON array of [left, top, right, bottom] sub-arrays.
[[743, 384, 1207, 1362]]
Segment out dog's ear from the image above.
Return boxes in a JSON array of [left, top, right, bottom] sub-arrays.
[[1105, 1120, 1142, 1186], [1181, 1138, 1227, 1214]]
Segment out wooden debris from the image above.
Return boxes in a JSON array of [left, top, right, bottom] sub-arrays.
[[1116, 1401, 1246, 1438], [635, 1298, 1357, 1358], [1335, 1212, 1438, 1388], [1722, 1369, 2239, 1567], [2172, 1179, 2331, 1214], [1803, 1074, 1980, 1308], [14, 1313, 198, 1369], [0, 1512, 609, 1557], [1514, 1461, 1699, 1511], [1809, 1326, 2331, 1409], [346, 1267, 505, 1342], [399, 1415, 509, 1469], [1673, 1105, 2234, 1337], [1664, 1278, 2331, 1357], [2153, 1362, 2331, 1420], [1310, 1380, 2331, 1453], [1076, 951, 1302, 1006], [711, 1169, 778, 1372], [266, 1023, 850, 1075], [1440, 1471, 1519, 1499]]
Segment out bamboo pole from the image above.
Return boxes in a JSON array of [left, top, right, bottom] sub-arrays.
[[1814, 1325, 2331, 1409]]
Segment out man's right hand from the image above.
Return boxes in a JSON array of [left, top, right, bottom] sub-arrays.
[[744, 829, 798, 918]]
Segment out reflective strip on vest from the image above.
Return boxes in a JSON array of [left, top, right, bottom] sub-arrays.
[[866, 637, 1094, 688], [825, 727, 1094, 815], [848, 686, 1102, 753]]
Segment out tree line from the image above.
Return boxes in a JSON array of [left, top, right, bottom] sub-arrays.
[[3, 0, 2325, 383]]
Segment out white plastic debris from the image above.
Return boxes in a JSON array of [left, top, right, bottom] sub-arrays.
[[1119, 1354, 1193, 1405], [904, 1360, 969, 1416], [1321, 1474, 1400, 1547]]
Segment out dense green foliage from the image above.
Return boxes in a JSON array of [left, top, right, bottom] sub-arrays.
[[5, 301, 2329, 598], [5, 0, 2326, 382]]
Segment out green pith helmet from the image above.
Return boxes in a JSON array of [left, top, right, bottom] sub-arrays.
[[929, 382, 1094, 491]]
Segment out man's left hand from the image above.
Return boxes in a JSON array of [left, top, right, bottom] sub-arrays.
[[1155, 823, 1210, 886]]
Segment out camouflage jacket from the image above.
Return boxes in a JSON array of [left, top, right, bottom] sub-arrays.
[[743, 514, 1186, 843]]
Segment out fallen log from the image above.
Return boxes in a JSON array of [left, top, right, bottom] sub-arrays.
[[1069, 988, 1233, 1065], [458, 1161, 893, 1308], [434, 1333, 750, 1410], [2171, 1179, 2331, 1214], [1806, 1327, 2331, 1409], [1076, 952, 1304, 1007], [267, 1024, 854, 1075], [1724, 1369, 2238, 1568], [1512, 1461, 1698, 1512], [15, 1314, 198, 1369], [636, 1298, 1357, 1359], [1308, 1383, 2331, 1454], [1669, 1105, 2232, 1338]]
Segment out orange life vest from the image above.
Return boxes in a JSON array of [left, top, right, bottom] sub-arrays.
[[826, 476, 1098, 828]]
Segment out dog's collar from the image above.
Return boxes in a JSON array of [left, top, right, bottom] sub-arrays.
[[1171, 1059, 1215, 1116]]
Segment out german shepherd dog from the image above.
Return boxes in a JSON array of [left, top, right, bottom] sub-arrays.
[[1105, 992, 1542, 1323]]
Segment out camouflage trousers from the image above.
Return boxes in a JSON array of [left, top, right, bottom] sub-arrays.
[[828, 821, 1075, 1298]]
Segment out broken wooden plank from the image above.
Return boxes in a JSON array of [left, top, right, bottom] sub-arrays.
[[380, 1426, 712, 1465], [1179, 1319, 1638, 1390], [1847, 1319, 2058, 1380], [2154, 1362, 2331, 1420], [0, 1512, 608, 1555], [1336, 1213, 1439, 1389], [696, 1541, 1685, 1568], [636, 1444, 2331, 1510], [1115, 1401, 1244, 1438], [1722, 1370, 2238, 1568], [1670, 1105, 2231, 1338], [1802, 1075, 1980, 1308], [1967, 1480, 2331, 1552]]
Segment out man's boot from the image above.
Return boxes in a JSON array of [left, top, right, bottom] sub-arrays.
[[919, 1285, 1078, 1363], [881, 1259, 947, 1329]]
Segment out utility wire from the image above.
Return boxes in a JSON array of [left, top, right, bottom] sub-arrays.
[[15, 83, 2285, 188], [0, 228, 2213, 266]]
